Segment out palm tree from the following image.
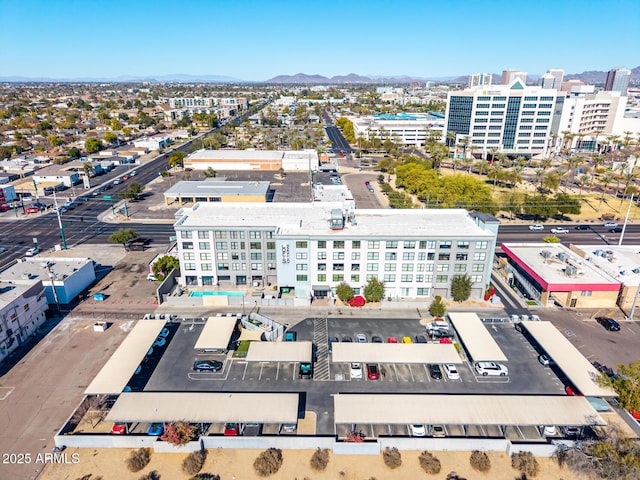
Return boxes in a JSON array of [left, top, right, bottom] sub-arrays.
[[534, 168, 546, 190], [576, 174, 590, 199], [510, 165, 524, 188], [488, 161, 503, 190], [541, 157, 554, 170], [474, 160, 488, 176], [605, 134, 620, 154], [613, 162, 629, 198], [564, 154, 585, 187], [598, 172, 615, 209]]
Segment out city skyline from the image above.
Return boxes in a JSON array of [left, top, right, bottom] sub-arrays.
[[1, 0, 639, 80]]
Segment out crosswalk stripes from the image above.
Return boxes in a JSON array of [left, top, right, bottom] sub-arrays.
[[312, 316, 330, 381]]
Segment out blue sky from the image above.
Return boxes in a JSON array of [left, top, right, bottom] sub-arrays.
[[1, 0, 638, 80]]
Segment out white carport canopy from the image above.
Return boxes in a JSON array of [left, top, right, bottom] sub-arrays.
[[334, 394, 605, 426], [331, 343, 462, 364], [246, 341, 312, 362], [448, 312, 508, 362], [522, 321, 617, 397], [194, 316, 238, 350], [106, 392, 299, 423], [84, 320, 165, 395]]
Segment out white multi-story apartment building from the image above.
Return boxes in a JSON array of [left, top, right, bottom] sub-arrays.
[[445, 80, 558, 156], [351, 113, 446, 147], [173, 203, 498, 302], [469, 73, 492, 87], [167, 97, 249, 110], [0, 280, 48, 362]]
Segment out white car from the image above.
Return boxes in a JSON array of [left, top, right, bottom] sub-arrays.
[[355, 334, 367, 343], [543, 425, 557, 436], [350, 362, 362, 379], [603, 221, 618, 228], [25, 247, 39, 257], [529, 224, 544, 231], [475, 361, 509, 377], [550, 227, 569, 234], [409, 424, 426, 437], [443, 363, 460, 380]]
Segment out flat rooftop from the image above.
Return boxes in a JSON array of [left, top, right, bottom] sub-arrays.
[[187, 149, 283, 161], [175, 203, 495, 239], [575, 245, 640, 287], [0, 281, 40, 309], [1, 257, 93, 284], [164, 180, 270, 197], [502, 243, 620, 291], [448, 312, 508, 362], [331, 343, 462, 364]]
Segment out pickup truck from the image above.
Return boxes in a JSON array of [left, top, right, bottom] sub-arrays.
[[298, 362, 313, 379]]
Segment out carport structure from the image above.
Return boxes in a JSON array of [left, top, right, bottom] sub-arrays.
[[521, 321, 617, 397], [447, 312, 508, 362], [84, 320, 166, 395], [333, 394, 605, 438], [105, 392, 299, 425], [194, 316, 239, 353], [245, 341, 313, 362], [331, 343, 462, 364]]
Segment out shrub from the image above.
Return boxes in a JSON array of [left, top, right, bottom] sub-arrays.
[[335, 282, 354, 303], [189, 475, 220, 480], [382, 447, 402, 469], [253, 448, 283, 477], [429, 295, 446, 317], [310, 448, 330, 471], [183, 449, 208, 475], [160, 422, 197, 446], [419, 450, 441, 475], [126, 448, 151, 473], [138, 472, 160, 480], [469, 450, 491, 472], [511, 451, 539, 477]]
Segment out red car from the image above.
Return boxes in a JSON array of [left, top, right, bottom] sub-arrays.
[[224, 422, 239, 436], [364, 181, 370, 186], [26, 206, 41, 214], [386, 336, 398, 343], [123, 175, 130, 181], [0, 204, 9, 212], [367, 363, 380, 380], [110, 423, 127, 434]]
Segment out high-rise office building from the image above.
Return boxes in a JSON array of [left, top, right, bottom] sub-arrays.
[[547, 69, 564, 89], [468, 73, 492, 87], [501, 69, 527, 86], [538, 73, 555, 89], [604, 66, 631, 96]]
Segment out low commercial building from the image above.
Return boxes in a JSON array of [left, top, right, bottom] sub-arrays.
[[501, 243, 621, 308], [173, 203, 497, 302], [351, 113, 446, 147], [164, 180, 270, 206], [133, 135, 171, 151], [184, 149, 319, 172]]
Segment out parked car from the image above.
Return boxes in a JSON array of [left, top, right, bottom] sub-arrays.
[[550, 227, 569, 234], [153, 336, 166, 347], [401, 336, 412, 344], [223, 423, 240, 436], [538, 354, 555, 366], [0, 247, 6, 254], [282, 423, 297, 433], [298, 362, 313, 379], [386, 336, 398, 343], [371, 335, 383, 343], [575, 224, 590, 230], [429, 364, 443, 380], [596, 316, 620, 331], [603, 221, 618, 228], [543, 425, 557, 436], [409, 424, 426, 437], [342, 336, 353, 343], [356, 333, 367, 343], [562, 426, 581, 437], [193, 360, 223, 372], [431, 425, 446, 437], [328, 336, 339, 352], [26, 206, 41, 214], [367, 363, 380, 380], [0, 204, 10, 212], [415, 334, 428, 344], [110, 423, 127, 435], [350, 362, 363, 379], [475, 361, 508, 376], [529, 224, 544, 231], [443, 363, 460, 380], [147, 423, 163, 436]]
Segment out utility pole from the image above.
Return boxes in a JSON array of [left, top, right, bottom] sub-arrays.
[[52, 189, 67, 250]]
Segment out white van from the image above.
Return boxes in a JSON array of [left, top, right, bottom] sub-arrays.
[[426, 320, 450, 332]]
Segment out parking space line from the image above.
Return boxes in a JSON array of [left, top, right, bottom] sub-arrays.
[[242, 361, 249, 380], [408, 365, 415, 382], [0, 387, 14, 400], [422, 364, 431, 382]]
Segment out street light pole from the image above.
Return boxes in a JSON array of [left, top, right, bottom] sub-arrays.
[[52, 189, 67, 250]]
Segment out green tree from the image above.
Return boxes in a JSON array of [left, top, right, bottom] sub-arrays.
[[168, 150, 186, 168], [553, 192, 581, 216], [203, 167, 218, 178], [119, 182, 144, 201], [104, 131, 118, 144], [67, 146, 81, 159], [450, 274, 473, 302], [83, 162, 95, 177], [429, 295, 446, 317], [363, 277, 385, 303], [122, 126, 132, 138], [48, 134, 63, 147], [108, 228, 139, 249], [152, 255, 180, 280], [597, 360, 640, 414], [542, 235, 560, 243], [335, 282, 355, 303], [84, 137, 103, 154]]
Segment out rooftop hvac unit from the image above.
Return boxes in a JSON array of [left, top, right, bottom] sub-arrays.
[[632, 268, 640, 274], [557, 252, 570, 262], [565, 265, 578, 276], [540, 250, 552, 259]]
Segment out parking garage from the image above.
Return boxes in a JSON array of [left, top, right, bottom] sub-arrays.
[[331, 343, 462, 364], [194, 315, 239, 353], [519, 321, 616, 397], [334, 394, 605, 439], [447, 312, 508, 362], [85, 320, 166, 395]]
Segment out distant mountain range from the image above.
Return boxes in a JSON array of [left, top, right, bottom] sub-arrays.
[[2, 67, 638, 85]]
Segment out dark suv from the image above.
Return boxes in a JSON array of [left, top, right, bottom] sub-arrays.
[[596, 317, 620, 331], [429, 364, 443, 380]]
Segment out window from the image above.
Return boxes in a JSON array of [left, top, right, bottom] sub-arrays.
[[318, 251, 327, 260], [454, 264, 467, 272], [351, 263, 360, 271], [333, 274, 344, 282], [351, 274, 360, 282], [352, 252, 361, 260], [436, 274, 448, 283], [417, 264, 425, 272], [295, 252, 308, 260], [475, 241, 488, 249], [425, 264, 434, 272], [367, 252, 379, 260], [457, 241, 469, 249], [215, 242, 227, 250], [456, 253, 468, 261], [267, 242, 275, 250], [333, 240, 345, 249], [213, 231, 226, 239], [229, 231, 244, 239], [383, 274, 396, 282], [296, 241, 308, 248], [368, 240, 380, 249], [402, 263, 414, 271], [403, 252, 415, 261], [217, 252, 229, 260], [472, 264, 484, 272], [181, 231, 192, 239], [251, 252, 263, 260], [199, 242, 211, 250], [200, 252, 211, 261], [386, 241, 398, 248], [437, 264, 450, 272], [198, 231, 210, 239], [352, 240, 361, 249], [250, 231, 261, 239], [401, 274, 413, 282], [267, 263, 276, 270], [250, 263, 262, 271], [182, 242, 193, 250], [183, 252, 195, 260], [232, 263, 240, 271], [439, 241, 451, 249], [427, 252, 435, 260], [403, 240, 416, 249], [417, 252, 426, 261], [366, 263, 378, 272], [385, 252, 397, 260], [333, 252, 345, 260], [184, 263, 196, 271], [296, 274, 308, 281], [438, 253, 450, 261], [296, 264, 308, 271], [201, 263, 212, 271], [317, 274, 326, 282], [230, 242, 238, 250], [384, 263, 396, 271], [266, 231, 274, 239], [333, 263, 344, 271], [250, 242, 261, 250], [218, 263, 229, 271], [417, 288, 430, 296], [474, 252, 487, 261], [471, 275, 483, 283], [318, 263, 327, 271], [267, 252, 276, 260], [318, 240, 326, 249], [580, 291, 593, 297]]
